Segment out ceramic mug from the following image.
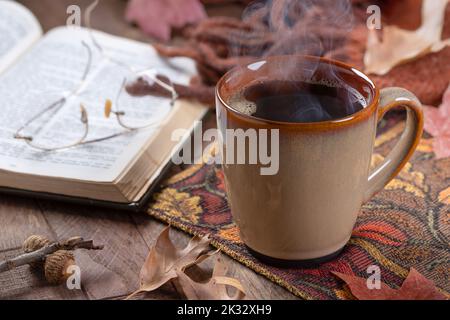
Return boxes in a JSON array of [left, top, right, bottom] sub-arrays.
[[215, 55, 423, 266]]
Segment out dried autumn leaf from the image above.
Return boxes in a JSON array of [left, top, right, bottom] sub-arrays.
[[423, 85, 450, 159], [125, 0, 207, 42], [333, 268, 447, 300], [332, 271, 397, 300], [395, 268, 448, 300], [364, 0, 450, 75], [126, 227, 215, 299], [176, 257, 246, 300]]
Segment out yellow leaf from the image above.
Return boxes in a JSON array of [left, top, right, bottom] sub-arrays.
[[364, 0, 450, 75]]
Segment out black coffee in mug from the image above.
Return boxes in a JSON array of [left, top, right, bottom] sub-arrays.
[[217, 55, 423, 265], [231, 80, 367, 123]]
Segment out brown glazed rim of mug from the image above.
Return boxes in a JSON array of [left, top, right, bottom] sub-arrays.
[[216, 55, 380, 130]]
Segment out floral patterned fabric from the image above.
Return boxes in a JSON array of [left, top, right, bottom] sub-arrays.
[[147, 122, 450, 300]]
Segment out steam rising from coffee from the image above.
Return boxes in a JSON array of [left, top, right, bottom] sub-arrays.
[[229, 0, 369, 122], [240, 0, 354, 57]]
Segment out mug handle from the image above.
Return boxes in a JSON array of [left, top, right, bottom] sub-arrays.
[[364, 87, 424, 202]]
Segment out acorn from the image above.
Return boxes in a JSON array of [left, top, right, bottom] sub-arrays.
[[22, 235, 51, 269], [44, 250, 75, 285]]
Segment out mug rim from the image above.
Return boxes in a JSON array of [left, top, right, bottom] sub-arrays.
[[216, 55, 380, 130]]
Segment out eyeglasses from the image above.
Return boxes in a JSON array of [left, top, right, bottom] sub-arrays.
[[13, 0, 179, 152], [110, 69, 178, 131]]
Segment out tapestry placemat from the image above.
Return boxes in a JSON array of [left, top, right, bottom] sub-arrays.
[[147, 122, 450, 300]]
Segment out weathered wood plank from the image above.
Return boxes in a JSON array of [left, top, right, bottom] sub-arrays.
[[37, 201, 180, 300], [0, 196, 87, 299], [0, 248, 86, 300], [0, 196, 54, 251]]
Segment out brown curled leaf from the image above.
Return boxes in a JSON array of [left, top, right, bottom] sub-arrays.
[[176, 256, 246, 300], [364, 0, 450, 75], [126, 226, 215, 299]]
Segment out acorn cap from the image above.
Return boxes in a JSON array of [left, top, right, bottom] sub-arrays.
[[22, 235, 51, 253], [44, 250, 75, 285], [22, 235, 52, 269]]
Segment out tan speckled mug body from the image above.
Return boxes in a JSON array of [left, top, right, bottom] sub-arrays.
[[216, 56, 423, 263]]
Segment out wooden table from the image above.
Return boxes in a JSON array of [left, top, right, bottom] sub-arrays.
[[0, 0, 297, 300]]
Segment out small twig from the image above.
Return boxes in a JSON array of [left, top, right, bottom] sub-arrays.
[[59, 236, 104, 251], [0, 237, 104, 274]]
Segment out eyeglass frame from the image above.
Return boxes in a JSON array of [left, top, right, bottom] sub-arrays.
[[13, 0, 179, 152]]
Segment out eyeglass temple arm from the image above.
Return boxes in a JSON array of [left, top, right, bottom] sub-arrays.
[[14, 97, 66, 141], [16, 104, 89, 152]]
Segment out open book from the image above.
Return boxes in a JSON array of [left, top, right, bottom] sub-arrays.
[[0, 1, 208, 209]]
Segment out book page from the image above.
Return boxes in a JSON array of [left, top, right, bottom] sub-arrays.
[[0, 0, 42, 73], [0, 27, 197, 182]]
